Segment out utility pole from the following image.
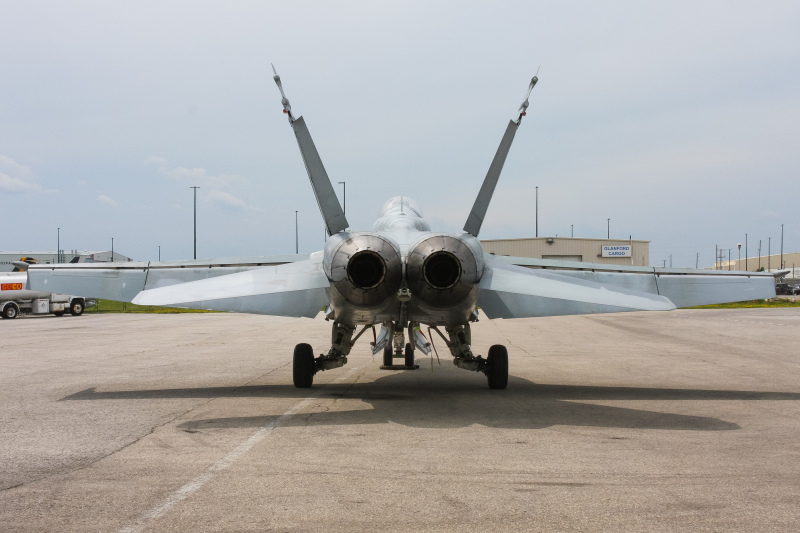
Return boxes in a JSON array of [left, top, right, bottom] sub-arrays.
[[745, 233, 748, 271], [768, 237, 771, 271], [338, 181, 346, 216], [715, 245, 719, 270], [737, 243, 741, 271], [758, 240, 762, 270], [571, 224, 573, 238], [111, 237, 114, 263], [158, 245, 161, 261], [295, 210, 299, 254], [535, 186, 538, 238], [57, 228, 60, 264], [696, 252, 699, 269], [781, 224, 784, 268], [728, 249, 731, 271], [190, 186, 200, 260], [607, 218, 610, 239]]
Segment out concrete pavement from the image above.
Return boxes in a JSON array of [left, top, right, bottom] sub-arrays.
[[1, 309, 799, 531]]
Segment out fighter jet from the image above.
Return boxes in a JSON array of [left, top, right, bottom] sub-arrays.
[[27, 70, 776, 389]]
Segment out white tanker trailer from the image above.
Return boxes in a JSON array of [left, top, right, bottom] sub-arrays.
[[0, 270, 94, 319]]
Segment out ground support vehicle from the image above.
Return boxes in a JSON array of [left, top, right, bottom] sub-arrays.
[[0, 273, 94, 319]]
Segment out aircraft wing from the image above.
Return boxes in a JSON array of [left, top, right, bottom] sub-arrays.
[[478, 255, 776, 319], [27, 253, 329, 318]]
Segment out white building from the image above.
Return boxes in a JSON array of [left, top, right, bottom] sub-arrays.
[[0, 250, 133, 272]]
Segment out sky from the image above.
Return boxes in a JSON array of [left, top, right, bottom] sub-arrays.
[[1, 1, 798, 268]]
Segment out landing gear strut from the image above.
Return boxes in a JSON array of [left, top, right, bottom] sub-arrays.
[[293, 321, 368, 388], [378, 321, 421, 370], [431, 324, 509, 389]]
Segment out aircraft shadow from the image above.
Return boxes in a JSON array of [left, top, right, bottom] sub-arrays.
[[61, 368, 800, 432]]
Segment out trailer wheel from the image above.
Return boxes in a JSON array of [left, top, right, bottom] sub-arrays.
[[2, 304, 19, 319], [70, 300, 84, 316]]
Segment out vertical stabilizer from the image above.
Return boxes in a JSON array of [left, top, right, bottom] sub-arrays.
[[272, 66, 349, 235], [463, 75, 538, 237]]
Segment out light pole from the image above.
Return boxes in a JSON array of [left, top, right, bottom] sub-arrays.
[[295, 210, 299, 254], [158, 245, 161, 261], [338, 181, 346, 216], [111, 237, 114, 263], [781, 224, 784, 268], [737, 243, 741, 270], [745, 233, 748, 271], [768, 237, 771, 271], [728, 249, 731, 271], [607, 219, 610, 239], [190, 186, 200, 260], [535, 186, 538, 238], [57, 227, 60, 264], [571, 224, 573, 238]]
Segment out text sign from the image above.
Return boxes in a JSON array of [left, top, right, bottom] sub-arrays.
[[601, 245, 632, 258], [1, 283, 23, 290]]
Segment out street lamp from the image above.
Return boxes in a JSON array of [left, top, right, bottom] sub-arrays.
[[607, 218, 610, 239], [535, 186, 538, 238], [190, 186, 200, 260], [781, 224, 784, 269], [338, 181, 346, 216], [737, 243, 741, 271], [571, 224, 573, 238], [745, 233, 748, 271], [57, 227, 60, 264], [111, 237, 114, 263]]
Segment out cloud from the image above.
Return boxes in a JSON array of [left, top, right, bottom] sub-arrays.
[[145, 156, 244, 188], [0, 155, 42, 194], [207, 189, 246, 211], [98, 194, 119, 207]]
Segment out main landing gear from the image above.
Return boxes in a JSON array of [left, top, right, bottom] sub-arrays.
[[429, 323, 509, 389], [292, 320, 508, 390], [293, 321, 362, 388]]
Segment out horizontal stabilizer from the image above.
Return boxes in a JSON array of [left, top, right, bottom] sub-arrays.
[[131, 258, 329, 318], [478, 259, 676, 319]]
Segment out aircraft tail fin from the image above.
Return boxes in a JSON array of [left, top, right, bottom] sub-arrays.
[[272, 66, 349, 235], [463, 75, 538, 238]]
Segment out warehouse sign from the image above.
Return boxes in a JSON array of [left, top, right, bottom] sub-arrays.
[[601, 245, 632, 258]]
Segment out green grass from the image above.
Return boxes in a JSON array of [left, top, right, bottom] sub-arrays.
[[86, 299, 213, 314], [687, 299, 800, 309]]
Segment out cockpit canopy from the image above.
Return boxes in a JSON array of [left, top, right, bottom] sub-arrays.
[[372, 196, 431, 232]]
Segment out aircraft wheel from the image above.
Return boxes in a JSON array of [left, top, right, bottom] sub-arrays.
[[404, 342, 414, 367], [2, 304, 18, 319], [486, 344, 508, 390], [293, 343, 315, 388], [70, 300, 84, 316], [383, 343, 393, 366], [53, 310, 65, 317]]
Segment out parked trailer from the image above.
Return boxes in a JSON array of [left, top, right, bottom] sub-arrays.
[[0, 272, 94, 319]]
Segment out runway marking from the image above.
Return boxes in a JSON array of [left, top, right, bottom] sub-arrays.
[[118, 366, 363, 533]]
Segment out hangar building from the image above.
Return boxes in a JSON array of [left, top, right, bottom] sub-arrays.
[[0, 250, 133, 272], [480, 237, 650, 267]]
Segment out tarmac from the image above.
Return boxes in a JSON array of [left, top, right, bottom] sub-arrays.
[[1, 308, 799, 532]]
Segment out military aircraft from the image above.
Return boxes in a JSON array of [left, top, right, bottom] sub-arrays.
[[27, 70, 776, 389]]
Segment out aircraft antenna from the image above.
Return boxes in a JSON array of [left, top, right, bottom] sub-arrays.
[[272, 64, 294, 122]]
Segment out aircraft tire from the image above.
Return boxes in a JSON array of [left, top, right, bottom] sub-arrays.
[[70, 300, 84, 316], [2, 304, 18, 319], [293, 343, 315, 388], [486, 345, 508, 390], [404, 343, 414, 368], [383, 343, 393, 366], [53, 310, 66, 317]]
